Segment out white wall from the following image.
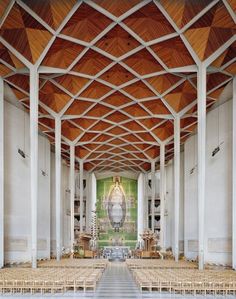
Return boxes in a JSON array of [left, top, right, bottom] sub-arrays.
[[4, 101, 50, 263], [184, 100, 232, 265]]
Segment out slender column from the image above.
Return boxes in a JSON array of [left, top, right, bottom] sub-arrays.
[[85, 173, 91, 232], [137, 173, 144, 239], [232, 76, 236, 269], [174, 116, 180, 262], [197, 64, 206, 270], [143, 173, 148, 230], [55, 117, 61, 261], [30, 68, 39, 269], [0, 78, 4, 268], [79, 160, 84, 233], [70, 145, 75, 252], [151, 160, 155, 232], [160, 143, 165, 250]]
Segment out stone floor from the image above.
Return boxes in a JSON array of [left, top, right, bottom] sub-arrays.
[[2, 261, 236, 298]]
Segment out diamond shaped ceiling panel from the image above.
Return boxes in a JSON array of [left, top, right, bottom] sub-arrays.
[[184, 2, 236, 61], [72, 49, 112, 76], [42, 38, 85, 69], [61, 3, 112, 42], [123, 2, 175, 42], [0, 3, 52, 63], [102, 91, 133, 107], [95, 25, 140, 57], [99, 64, 135, 86], [122, 81, 156, 99], [54, 74, 89, 95], [1, 0, 234, 172], [123, 48, 163, 75]]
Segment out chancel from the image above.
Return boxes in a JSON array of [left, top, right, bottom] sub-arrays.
[[0, 0, 236, 297]]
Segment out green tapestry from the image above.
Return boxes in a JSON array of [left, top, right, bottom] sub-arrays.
[[96, 176, 137, 248]]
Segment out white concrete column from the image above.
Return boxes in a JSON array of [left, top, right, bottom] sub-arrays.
[[137, 173, 144, 239], [55, 117, 61, 261], [91, 172, 97, 213], [151, 160, 155, 232], [0, 78, 4, 268], [143, 173, 148, 230], [174, 116, 180, 262], [197, 64, 206, 270], [232, 76, 236, 269], [79, 160, 84, 233], [160, 143, 165, 250], [85, 173, 91, 232], [70, 145, 75, 252], [30, 67, 39, 269]]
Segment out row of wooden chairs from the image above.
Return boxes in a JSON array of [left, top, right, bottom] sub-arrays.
[[38, 258, 108, 269], [126, 259, 197, 270], [0, 268, 103, 294], [131, 268, 236, 295]]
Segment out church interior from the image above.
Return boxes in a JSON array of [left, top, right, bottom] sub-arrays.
[[0, 0, 236, 298]]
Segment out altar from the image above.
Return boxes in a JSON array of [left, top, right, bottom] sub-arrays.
[[103, 246, 130, 261]]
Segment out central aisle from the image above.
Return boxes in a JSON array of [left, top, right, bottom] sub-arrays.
[[95, 261, 140, 298]]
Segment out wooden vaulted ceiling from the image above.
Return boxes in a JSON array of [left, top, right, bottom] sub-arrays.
[[0, 0, 235, 173]]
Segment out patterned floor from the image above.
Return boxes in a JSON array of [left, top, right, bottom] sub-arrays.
[[2, 261, 236, 298]]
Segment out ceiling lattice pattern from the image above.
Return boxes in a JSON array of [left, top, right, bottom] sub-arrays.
[[0, 0, 235, 173]]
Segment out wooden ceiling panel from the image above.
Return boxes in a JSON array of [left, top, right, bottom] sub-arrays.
[[145, 146, 160, 159], [160, 0, 211, 29], [184, 2, 236, 61], [138, 118, 162, 129], [142, 99, 171, 115], [61, 120, 82, 141], [105, 111, 129, 123], [93, 0, 141, 17], [122, 103, 150, 117], [122, 81, 156, 99], [42, 37, 84, 69], [75, 146, 90, 159], [79, 133, 97, 143], [0, 3, 52, 63], [211, 42, 236, 67], [123, 2, 174, 42], [6, 74, 29, 92], [80, 81, 111, 99], [123, 48, 163, 75], [107, 126, 127, 135], [146, 73, 182, 94], [0, 43, 25, 69], [72, 49, 112, 75], [102, 91, 133, 107], [152, 120, 174, 141], [95, 25, 140, 57], [39, 81, 71, 113], [39, 117, 55, 129], [90, 120, 113, 131], [136, 132, 156, 143], [164, 81, 197, 112], [99, 64, 135, 86], [23, 0, 77, 30], [85, 103, 112, 117], [207, 72, 231, 91], [151, 36, 195, 68], [72, 118, 97, 129], [0, 63, 12, 77], [124, 120, 145, 131], [65, 100, 94, 115], [61, 3, 112, 42], [224, 61, 236, 75], [54, 74, 89, 95]]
